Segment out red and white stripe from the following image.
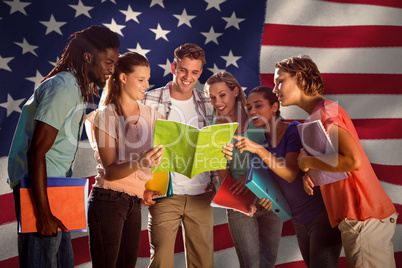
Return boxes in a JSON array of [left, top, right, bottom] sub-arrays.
[[260, 0, 402, 267], [1, 0, 402, 267]]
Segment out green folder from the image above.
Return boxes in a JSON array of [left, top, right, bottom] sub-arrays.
[[152, 119, 238, 178]]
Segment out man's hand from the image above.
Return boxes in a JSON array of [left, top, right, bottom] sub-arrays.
[[27, 121, 68, 236], [37, 213, 68, 237]]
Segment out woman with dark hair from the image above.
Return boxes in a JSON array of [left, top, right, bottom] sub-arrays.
[[204, 72, 283, 268], [234, 85, 342, 268], [85, 52, 164, 267]]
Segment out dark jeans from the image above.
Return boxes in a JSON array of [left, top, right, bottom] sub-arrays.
[[294, 209, 342, 268], [227, 206, 283, 268], [13, 185, 74, 268], [88, 187, 142, 268]]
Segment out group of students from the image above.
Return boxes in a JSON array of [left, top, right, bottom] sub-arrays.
[[7, 25, 398, 268], [204, 57, 397, 268]]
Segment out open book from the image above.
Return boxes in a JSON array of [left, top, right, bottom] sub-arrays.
[[245, 158, 292, 222], [19, 176, 88, 233], [152, 119, 238, 178], [145, 171, 173, 200], [211, 175, 257, 216], [297, 120, 349, 186]]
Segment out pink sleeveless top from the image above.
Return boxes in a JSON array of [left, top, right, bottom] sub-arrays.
[[85, 102, 163, 198]]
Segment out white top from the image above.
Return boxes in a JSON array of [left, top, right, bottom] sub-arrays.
[[169, 97, 211, 195]]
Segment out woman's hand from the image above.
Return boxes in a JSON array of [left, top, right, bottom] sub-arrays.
[[138, 145, 164, 169], [302, 173, 315, 195], [248, 205, 257, 217], [233, 135, 263, 154], [297, 148, 310, 172], [229, 174, 250, 196], [222, 143, 234, 160], [259, 198, 273, 211], [142, 189, 160, 206]]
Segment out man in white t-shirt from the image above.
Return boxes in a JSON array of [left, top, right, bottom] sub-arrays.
[[142, 43, 217, 268]]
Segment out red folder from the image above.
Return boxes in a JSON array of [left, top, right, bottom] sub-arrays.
[[211, 175, 257, 215], [19, 176, 88, 233]]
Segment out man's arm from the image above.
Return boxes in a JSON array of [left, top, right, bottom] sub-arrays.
[[27, 121, 68, 236]]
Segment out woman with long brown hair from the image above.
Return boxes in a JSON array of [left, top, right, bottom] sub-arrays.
[[85, 52, 164, 267]]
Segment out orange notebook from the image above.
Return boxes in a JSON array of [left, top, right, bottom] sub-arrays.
[[145, 171, 173, 200], [19, 176, 88, 233]]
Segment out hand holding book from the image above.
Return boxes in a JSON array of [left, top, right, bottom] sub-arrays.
[[152, 120, 238, 178], [258, 198, 273, 211], [142, 189, 160, 206], [297, 120, 349, 186], [211, 175, 257, 216]]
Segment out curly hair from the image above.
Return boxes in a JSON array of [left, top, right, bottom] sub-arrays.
[[275, 55, 324, 96], [173, 43, 206, 67], [43, 25, 120, 103]]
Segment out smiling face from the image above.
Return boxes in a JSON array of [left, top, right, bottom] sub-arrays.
[[86, 48, 119, 88], [273, 68, 301, 107], [246, 92, 278, 128], [120, 65, 150, 101], [170, 57, 203, 100], [207, 81, 239, 119]]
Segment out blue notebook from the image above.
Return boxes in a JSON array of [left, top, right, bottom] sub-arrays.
[[245, 159, 292, 222]]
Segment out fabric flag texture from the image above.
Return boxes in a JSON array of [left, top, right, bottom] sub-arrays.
[[0, 0, 401, 267]]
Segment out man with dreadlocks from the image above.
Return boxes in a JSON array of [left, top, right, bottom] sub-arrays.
[[7, 25, 120, 267]]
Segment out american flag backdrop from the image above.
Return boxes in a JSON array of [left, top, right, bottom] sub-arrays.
[[0, 0, 401, 267]]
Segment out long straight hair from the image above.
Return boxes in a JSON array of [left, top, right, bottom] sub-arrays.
[[102, 52, 149, 117]]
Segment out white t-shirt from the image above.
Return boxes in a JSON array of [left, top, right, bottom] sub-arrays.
[[169, 97, 211, 195]]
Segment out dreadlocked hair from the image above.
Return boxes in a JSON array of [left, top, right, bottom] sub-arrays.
[[43, 25, 120, 103], [103, 52, 149, 118], [275, 55, 324, 96]]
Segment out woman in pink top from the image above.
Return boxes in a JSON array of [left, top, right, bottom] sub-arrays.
[[273, 55, 397, 268], [85, 52, 165, 267]]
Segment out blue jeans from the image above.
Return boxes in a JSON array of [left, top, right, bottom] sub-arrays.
[[227, 205, 283, 268], [87, 187, 142, 268], [294, 209, 342, 268], [13, 185, 74, 268]]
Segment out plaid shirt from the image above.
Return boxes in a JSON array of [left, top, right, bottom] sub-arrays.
[[141, 82, 221, 190]]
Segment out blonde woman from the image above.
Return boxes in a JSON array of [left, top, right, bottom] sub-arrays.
[[204, 71, 282, 268]]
